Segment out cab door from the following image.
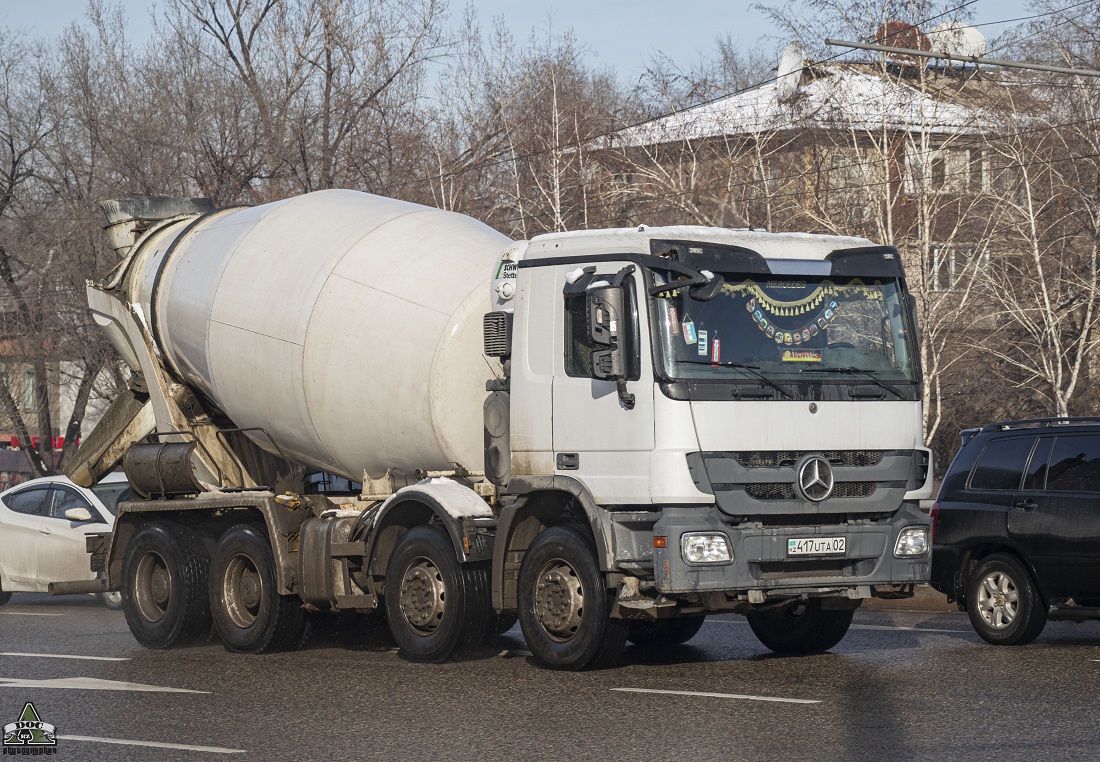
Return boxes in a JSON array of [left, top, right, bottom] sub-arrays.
[[0, 486, 53, 586], [36, 486, 105, 585], [551, 263, 655, 504]]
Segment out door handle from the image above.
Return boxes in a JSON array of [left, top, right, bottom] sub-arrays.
[[1014, 498, 1039, 510], [38, 527, 51, 535]]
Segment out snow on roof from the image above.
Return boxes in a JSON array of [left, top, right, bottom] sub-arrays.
[[612, 62, 1005, 148]]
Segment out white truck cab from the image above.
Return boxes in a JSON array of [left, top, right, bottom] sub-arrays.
[[485, 226, 932, 654]]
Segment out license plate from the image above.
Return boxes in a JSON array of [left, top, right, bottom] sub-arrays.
[[787, 537, 846, 556]]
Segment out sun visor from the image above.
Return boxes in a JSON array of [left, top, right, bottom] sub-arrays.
[[826, 246, 905, 279]]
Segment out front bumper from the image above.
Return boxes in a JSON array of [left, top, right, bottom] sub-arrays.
[[651, 503, 931, 597]]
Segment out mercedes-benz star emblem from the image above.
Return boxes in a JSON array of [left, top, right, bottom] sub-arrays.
[[797, 455, 834, 502]]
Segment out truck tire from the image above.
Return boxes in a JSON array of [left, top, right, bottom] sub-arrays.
[[99, 591, 124, 610], [209, 524, 309, 653], [384, 526, 491, 662], [518, 525, 628, 670], [746, 599, 853, 654], [627, 615, 706, 648], [121, 521, 212, 649], [0, 581, 10, 606], [966, 553, 1046, 646]]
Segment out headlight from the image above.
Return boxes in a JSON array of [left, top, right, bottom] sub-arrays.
[[894, 527, 929, 557], [681, 532, 732, 564]]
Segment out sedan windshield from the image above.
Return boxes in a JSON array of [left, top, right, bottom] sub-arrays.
[[653, 271, 916, 383]]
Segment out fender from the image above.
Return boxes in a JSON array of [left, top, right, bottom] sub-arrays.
[[366, 478, 496, 566], [492, 476, 615, 611]]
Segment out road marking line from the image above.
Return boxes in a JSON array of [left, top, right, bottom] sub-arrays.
[[0, 653, 130, 662], [612, 687, 819, 704], [58, 735, 244, 754], [0, 612, 64, 617], [0, 677, 207, 693], [704, 620, 966, 634]]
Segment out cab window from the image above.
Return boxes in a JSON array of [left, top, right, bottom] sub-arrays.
[[563, 275, 640, 380]]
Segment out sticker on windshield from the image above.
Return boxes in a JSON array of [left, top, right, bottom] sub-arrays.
[[697, 330, 708, 356], [681, 316, 697, 344], [712, 338, 721, 364], [782, 349, 822, 362], [668, 306, 679, 331]]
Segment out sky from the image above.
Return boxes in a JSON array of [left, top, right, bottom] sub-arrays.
[[2, 0, 1038, 79]]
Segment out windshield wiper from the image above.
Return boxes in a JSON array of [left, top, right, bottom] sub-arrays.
[[676, 359, 792, 399], [799, 366, 904, 399]]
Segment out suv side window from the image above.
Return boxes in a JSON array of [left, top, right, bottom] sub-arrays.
[[1022, 437, 1053, 491], [969, 436, 1036, 491], [1046, 434, 1100, 493]]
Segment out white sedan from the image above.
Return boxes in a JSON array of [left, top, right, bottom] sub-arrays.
[[0, 472, 128, 609]]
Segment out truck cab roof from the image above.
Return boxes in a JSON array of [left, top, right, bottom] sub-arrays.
[[521, 226, 876, 262]]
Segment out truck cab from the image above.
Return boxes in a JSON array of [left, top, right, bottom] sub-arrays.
[[485, 226, 933, 662]]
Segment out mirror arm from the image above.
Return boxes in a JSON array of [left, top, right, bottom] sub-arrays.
[[616, 378, 635, 410]]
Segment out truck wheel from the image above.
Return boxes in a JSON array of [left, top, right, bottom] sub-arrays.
[[518, 525, 628, 670], [627, 615, 706, 647], [99, 591, 124, 610], [209, 524, 309, 653], [966, 553, 1046, 646], [384, 526, 491, 662], [122, 521, 211, 649], [0, 582, 10, 606], [746, 599, 853, 654]]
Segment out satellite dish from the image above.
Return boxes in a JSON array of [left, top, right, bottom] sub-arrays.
[[929, 21, 987, 58], [875, 21, 932, 66], [776, 42, 804, 99]]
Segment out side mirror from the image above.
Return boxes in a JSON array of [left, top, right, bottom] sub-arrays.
[[586, 283, 636, 410], [64, 507, 94, 522], [586, 285, 626, 380]]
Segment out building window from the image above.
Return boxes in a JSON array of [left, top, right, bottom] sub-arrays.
[[22, 370, 36, 412]]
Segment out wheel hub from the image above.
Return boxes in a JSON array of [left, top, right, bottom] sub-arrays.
[[398, 559, 446, 633], [533, 561, 584, 641], [977, 571, 1018, 629], [223, 555, 263, 629], [134, 551, 171, 623]]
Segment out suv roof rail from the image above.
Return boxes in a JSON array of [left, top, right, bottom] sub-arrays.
[[978, 416, 1100, 433]]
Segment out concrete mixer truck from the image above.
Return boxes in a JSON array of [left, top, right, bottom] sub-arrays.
[[62, 189, 933, 670]]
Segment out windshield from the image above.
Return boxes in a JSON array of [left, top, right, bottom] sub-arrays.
[[90, 480, 131, 516], [653, 270, 916, 383]]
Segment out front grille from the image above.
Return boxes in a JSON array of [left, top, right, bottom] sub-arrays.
[[733, 451, 885, 468], [744, 481, 877, 501], [832, 482, 878, 498], [745, 483, 796, 500]]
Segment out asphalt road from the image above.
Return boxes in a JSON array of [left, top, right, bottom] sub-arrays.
[[2, 593, 1099, 761]]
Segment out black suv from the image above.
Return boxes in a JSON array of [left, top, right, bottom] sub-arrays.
[[930, 418, 1100, 645]]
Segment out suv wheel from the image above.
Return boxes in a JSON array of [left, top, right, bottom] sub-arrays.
[[966, 553, 1046, 646]]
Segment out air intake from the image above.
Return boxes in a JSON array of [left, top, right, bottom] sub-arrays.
[[483, 312, 512, 357]]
